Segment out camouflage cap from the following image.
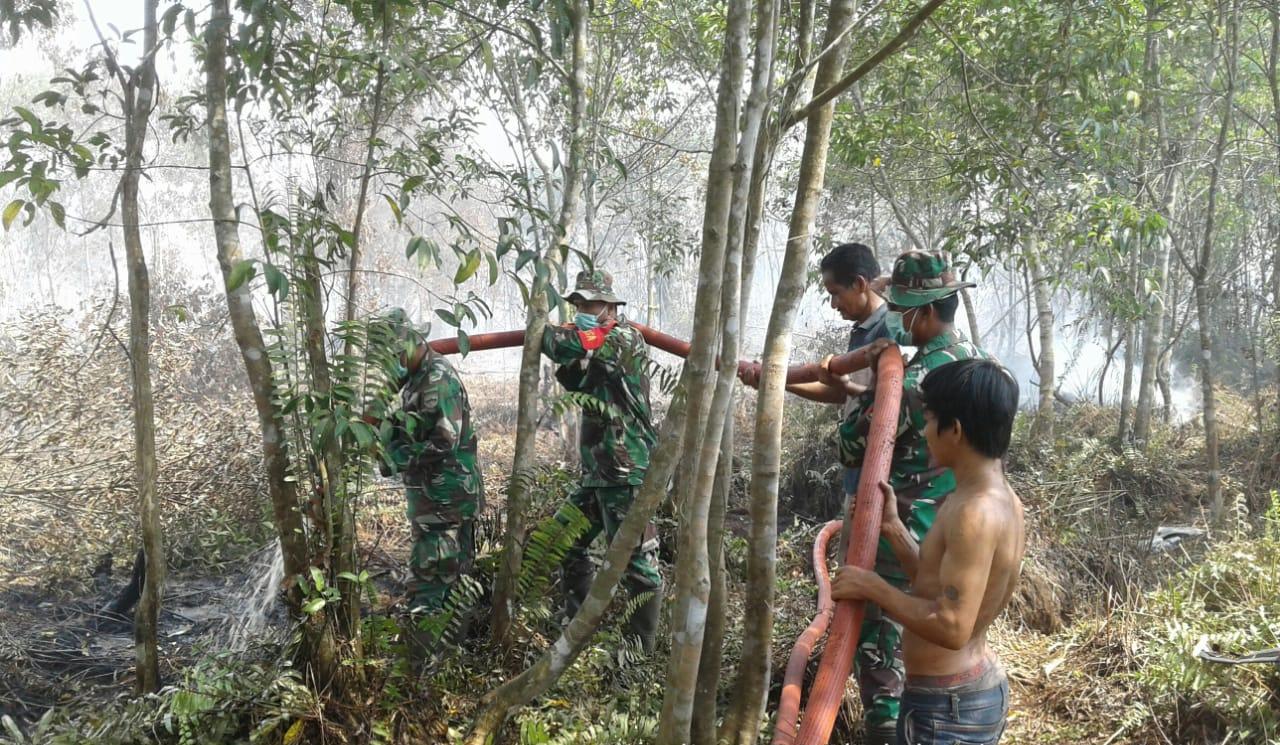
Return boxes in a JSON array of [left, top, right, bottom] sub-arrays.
[[882, 251, 975, 308], [565, 269, 625, 305]]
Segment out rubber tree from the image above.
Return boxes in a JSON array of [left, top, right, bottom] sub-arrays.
[[659, 0, 778, 736], [689, 0, 780, 740], [119, 0, 165, 694], [203, 0, 310, 607], [722, 0, 951, 739], [721, 0, 861, 738], [1193, 0, 1241, 523], [491, 0, 590, 647], [1026, 240, 1055, 443]]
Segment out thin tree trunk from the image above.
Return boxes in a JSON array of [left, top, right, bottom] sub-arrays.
[[297, 238, 359, 648], [693, 416, 734, 745], [693, 21, 780, 744], [491, 0, 590, 646], [1136, 3, 1178, 445], [121, 0, 163, 694], [959, 285, 980, 345], [658, 0, 754, 736], [204, 0, 309, 606], [1198, 0, 1240, 524], [723, 1, 860, 742], [342, 8, 389, 335], [1268, 2, 1280, 393], [1027, 241, 1054, 443], [1117, 237, 1139, 443]]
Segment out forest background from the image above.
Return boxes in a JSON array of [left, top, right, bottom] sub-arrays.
[[1, 0, 1279, 742]]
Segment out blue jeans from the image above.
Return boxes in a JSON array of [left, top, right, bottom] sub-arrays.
[[896, 675, 1009, 745]]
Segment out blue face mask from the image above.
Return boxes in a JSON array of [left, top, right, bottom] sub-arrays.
[[575, 311, 601, 330], [885, 307, 917, 346]]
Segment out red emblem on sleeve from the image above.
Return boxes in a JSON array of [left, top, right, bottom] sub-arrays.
[[576, 320, 618, 351]]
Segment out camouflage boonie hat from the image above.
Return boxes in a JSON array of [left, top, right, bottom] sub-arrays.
[[565, 269, 625, 305], [883, 251, 975, 308], [380, 307, 431, 344]]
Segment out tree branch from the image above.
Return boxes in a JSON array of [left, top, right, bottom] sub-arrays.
[[783, 0, 949, 129]]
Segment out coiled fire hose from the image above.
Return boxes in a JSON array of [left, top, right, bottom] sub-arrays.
[[772, 519, 843, 745]]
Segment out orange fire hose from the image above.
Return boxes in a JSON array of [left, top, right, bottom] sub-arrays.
[[426, 323, 876, 386], [773, 519, 843, 745], [788, 346, 904, 745]]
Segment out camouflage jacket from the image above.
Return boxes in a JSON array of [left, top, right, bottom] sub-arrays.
[[542, 319, 656, 487], [838, 330, 989, 574], [385, 350, 484, 514]]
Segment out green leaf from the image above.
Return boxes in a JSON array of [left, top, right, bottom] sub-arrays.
[[351, 421, 374, 449], [454, 249, 481, 284], [263, 262, 288, 298], [48, 202, 64, 229], [435, 308, 459, 327], [227, 259, 256, 290], [2, 200, 24, 231], [301, 597, 326, 614], [403, 174, 425, 193], [383, 193, 402, 225], [13, 106, 40, 133], [457, 329, 470, 357], [406, 236, 425, 258], [309, 566, 326, 591], [486, 252, 499, 285]]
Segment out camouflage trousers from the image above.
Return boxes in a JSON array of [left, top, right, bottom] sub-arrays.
[[406, 484, 478, 613], [855, 591, 907, 728], [557, 485, 662, 594], [856, 495, 940, 731]]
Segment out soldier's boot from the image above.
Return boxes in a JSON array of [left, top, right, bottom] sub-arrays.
[[562, 555, 595, 622], [622, 581, 663, 654], [863, 719, 898, 745]]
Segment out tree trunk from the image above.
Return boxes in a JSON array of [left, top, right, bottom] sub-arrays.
[[1027, 241, 1054, 444], [660, 0, 775, 737], [122, 0, 163, 694], [692, 416, 734, 745], [723, 0, 860, 742], [660, 0, 757, 737], [491, 0, 590, 646], [1269, 2, 1280, 394], [1135, 4, 1178, 446], [1198, 0, 1240, 524], [204, 0, 309, 606], [1117, 234, 1140, 444], [342, 16, 389, 337], [297, 237, 359, 649]]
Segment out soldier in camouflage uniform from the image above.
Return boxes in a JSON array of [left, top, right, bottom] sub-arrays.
[[837, 252, 991, 745], [542, 270, 663, 653], [378, 310, 485, 629]]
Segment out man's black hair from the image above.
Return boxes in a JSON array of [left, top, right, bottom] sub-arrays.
[[921, 359, 1019, 459], [928, 293, 959, 323], [819, 242, 879, 288]]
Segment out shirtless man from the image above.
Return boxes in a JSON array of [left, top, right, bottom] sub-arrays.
[[832, 358, 1024, 745]]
